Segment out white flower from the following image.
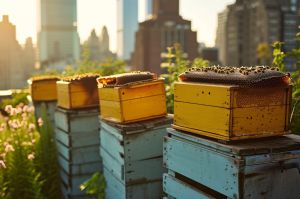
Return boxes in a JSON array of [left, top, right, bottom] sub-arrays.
[[5, 144, 15, 152], [37, 118, 43, 127], [27, 153, 35, 160], [0, 160, 6, 169], [29, 123, 35, 131]]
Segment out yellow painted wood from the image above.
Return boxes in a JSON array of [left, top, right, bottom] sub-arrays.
[[28, 80, 58, 101], [173, 82, 292, 141], [99, 100, 122, 123], [98, 80, 167, 123], [174, 82, 232, 108], [57, 81, 99, 109], [174, 101, 230, 136], [232, 106, 287, 136], [232, 86, 289, 108]]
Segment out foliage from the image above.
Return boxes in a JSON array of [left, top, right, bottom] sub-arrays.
[[0, 104, 42, 199], [272, 27, 300, 133], [61, 44, 126, 77], [80, 172, 106, 199], [35, 104, 61, 199], [0, 90, 29, 109], [161, 43, 209, 113], [0, 102, 61, 199]]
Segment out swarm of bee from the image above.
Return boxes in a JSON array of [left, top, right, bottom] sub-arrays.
[[179, 66, 290, 87], [97, 71, 157, 87], [62, 73, 100, 82]]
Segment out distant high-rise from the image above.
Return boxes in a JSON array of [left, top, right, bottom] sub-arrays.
[[84, 27, 115, 62], [0, 16, 35, 89], [131, 0, 198, 74], [117, 0, 139, 60], [37, 0, 80, 69], [145, 0, 153, 19], [215, 8, 228, 65], [216, 0, 300, 69]]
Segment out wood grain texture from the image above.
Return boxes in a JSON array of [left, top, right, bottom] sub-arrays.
[[174, 82, 292, 141], [164, 129, 300, 199], [99, 80, 167, 123], [29, 80, 58, 101], [57, 80, 99, 109]]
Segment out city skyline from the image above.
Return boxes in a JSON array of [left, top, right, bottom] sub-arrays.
[[0, 0, 234, 52]]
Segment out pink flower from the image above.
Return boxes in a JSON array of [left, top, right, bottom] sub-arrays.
[[37, 118, 43, 127], [29, 123, 35, 131], [27, 153, 35, 160], [9, 108, 17, 116], [0, 160, 6, 169], [5, 144, 15, 152], [22, 105, 29, 113], [8, 119, 19, 129], [4, 105, 12, 113], [27, 106, 34, 113]]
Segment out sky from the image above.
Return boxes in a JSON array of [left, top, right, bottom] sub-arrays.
[[0, 0, 234, 52]]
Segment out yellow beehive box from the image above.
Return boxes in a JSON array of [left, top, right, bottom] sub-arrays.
[[57, 74, 99, 109], [28, 76, 59, 101], [98, 77, 167, 123], [173, 82, 292, 141]]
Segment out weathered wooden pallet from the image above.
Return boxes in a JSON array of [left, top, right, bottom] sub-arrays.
[[103, 167, 163, 199], [164, 128, 300, 199], [55, 107, 99, 133]]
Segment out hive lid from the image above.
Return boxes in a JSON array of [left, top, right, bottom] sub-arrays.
[[97, 72, 157, 87], [168, 128, 300, 156], [179, 66, 290, 87], [60, 73, 100, 82], [27, 75, 60, 84]]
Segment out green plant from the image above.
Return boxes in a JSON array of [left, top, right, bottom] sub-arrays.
[[0, 90, 29, 109], [35, 105, 61, 199], [80, 172, 106, 199], [272, 27, 300, 133], [161, 43, 209, 113], [0, 104, 42, 199]]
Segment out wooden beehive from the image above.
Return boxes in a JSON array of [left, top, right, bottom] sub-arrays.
[[28, 76, 59, 101], [100, 116, 172, 199], [173, 82, 292, 141], [98, 78, 167, 123], [57, 74, 99, 109], [54, 107, 102, 199], [163, 128, 300, 199]]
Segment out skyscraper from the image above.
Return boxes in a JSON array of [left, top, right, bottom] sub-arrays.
[[37, 0, 80, 70], [145, 0, 153, 19], [0, 15, 35, 89], [117, 0, 139, 60], [216, 0, 300, 69], [215, 8, 228, 65], [131, 0, 198, 74]]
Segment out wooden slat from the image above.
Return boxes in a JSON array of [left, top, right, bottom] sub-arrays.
[[101, 147, 164, 184], [164, 135, 239, 198], [232, 106, 287, 136], [168, 128, 300, 156], [163, 173, 219, 199], [121, 94, 166, 123], [174, 82, 231, 108], [103, 167, 163, 199], [30, 80, 58, 101], [174, 101, 230, 137], [54, 107, 99, 133], [99, 80, 167, 123]]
